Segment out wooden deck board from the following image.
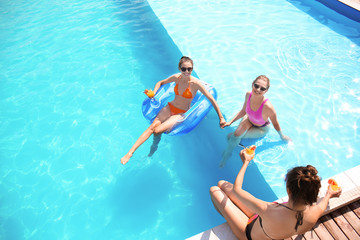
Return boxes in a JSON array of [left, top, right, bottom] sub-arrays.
[[320, 214, 348, 239], [339, 205, 360, 236], [331, 210, 360, 239], [350, 201, 360, 218], [292, 235, 305, 240], [289, 201, 360, 240], [304, 229, 320, 240], [312, 221, 334, 240]]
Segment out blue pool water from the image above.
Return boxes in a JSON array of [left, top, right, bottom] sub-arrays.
[[148, 0, 360, 195], [0, 0, 359, 239]]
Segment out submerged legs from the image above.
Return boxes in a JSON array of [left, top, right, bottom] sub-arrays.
[[148, 134, 162, 157], [219, 132, 246, 168]]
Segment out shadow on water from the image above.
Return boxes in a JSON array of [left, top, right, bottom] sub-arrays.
[[110, 164, 172, 232], [111, 0, 286, 235], [110, 0, 205, 235], [171, 111, 280, 231], [112, 0, 185, 83], [287, 0, 360, 46], [175, 112, 279, 201]]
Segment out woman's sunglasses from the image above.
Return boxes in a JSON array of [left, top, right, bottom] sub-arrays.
[[253, 83, 267, 91], [180, 67, 193, 72]]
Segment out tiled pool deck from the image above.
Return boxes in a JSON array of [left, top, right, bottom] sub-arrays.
[[187, 164, 360, 240]]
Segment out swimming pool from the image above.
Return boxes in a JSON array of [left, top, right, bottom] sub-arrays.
[[0, 0, 359, 239], [148, 0, 360, 195]]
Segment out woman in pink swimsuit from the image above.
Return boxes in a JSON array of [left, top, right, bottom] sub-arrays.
[[220, 75, 291, 167]]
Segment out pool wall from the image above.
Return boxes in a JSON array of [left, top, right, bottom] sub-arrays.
[[316, 0, 360, 22]]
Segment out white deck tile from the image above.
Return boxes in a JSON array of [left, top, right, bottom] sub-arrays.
[[186, 223, 237, 240], [345, 165, 360, 186]]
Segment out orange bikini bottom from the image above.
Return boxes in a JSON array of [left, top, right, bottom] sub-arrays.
[[168, 102, 186, 115]]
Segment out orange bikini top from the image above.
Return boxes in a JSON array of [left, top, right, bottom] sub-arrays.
[[174, 77, 193, 99]]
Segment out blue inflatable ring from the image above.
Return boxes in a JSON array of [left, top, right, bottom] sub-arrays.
[[142, 81, 217, 136]]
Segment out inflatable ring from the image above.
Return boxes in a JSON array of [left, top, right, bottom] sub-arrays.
[[142, 81, 217, 136]]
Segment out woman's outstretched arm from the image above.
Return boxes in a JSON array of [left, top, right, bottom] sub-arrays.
[[197, 81, 226, 127], [223, 92, 249, 128]]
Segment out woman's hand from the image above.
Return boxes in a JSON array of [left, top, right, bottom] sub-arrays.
[[326, 184, 342, 199], [277, 130, 292, 142], [239, 149, 255, 163], [219, 118, 227, 128], [221, 121, 232, 128], [281, 135, 292, 142]]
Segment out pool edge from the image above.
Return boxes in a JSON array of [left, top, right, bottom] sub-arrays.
[[317, 0, 360, 22], [186, 164, 360, 240]]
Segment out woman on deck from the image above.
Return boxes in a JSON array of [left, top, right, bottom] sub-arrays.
[[210, 149, 342, 240], [121, 56, 226, 165], [220, 75, 291, 167]]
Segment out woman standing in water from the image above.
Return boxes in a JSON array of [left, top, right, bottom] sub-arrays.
[[220, 75, 291, 167], [121, 56, 226, 165]]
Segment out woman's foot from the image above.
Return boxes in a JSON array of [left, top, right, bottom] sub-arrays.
[[121, 153, 132, 165]]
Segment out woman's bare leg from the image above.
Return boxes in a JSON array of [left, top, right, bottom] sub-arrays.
[[145, 114, 183, 157], [120, 119, 161, 164], [220, 117, 253, 167], [217, 180, 255, 218], [243, 124, 270, 139], [148, 134, 162, 157], [209, 185, 248, 239], [153, 114, 183, 134], [120, 106, 172, 165]]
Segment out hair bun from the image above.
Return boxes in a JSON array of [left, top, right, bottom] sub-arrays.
[[298, 165, 320, 185], [306, 165, 318, 175], [286, 165, 321, 205]]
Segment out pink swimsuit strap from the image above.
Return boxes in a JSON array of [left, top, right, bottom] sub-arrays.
[[246, 92, 268, 126]]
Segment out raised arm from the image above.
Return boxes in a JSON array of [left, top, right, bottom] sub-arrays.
[[231, 149, 268, 214]]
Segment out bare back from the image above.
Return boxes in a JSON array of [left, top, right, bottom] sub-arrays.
[[250, 203, 319, 239]]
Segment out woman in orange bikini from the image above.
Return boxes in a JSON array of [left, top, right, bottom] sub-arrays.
[[210, 149, 342, 240], [121, 56, 226, 165]]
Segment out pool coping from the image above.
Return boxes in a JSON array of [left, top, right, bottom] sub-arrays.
[[186, 164, 360, 240]]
